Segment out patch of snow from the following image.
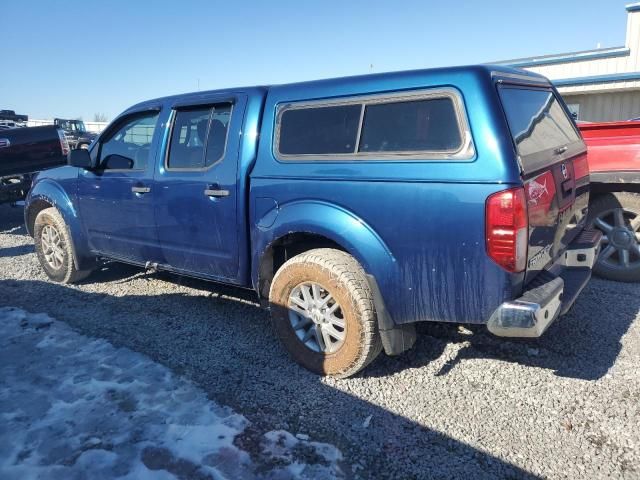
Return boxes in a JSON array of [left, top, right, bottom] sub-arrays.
[[0, 307, 344, 479]]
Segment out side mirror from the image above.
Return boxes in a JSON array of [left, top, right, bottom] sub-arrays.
[[67, 148, 95, 169]]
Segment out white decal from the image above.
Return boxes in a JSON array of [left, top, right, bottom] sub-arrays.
[[528, 178, 548, 205]]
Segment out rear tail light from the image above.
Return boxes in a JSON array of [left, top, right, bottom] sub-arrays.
[[57, 129, 70, 156], [486, 187, 528, 273]]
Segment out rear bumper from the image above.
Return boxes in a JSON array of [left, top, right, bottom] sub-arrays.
[[487, 228, 602, 338]]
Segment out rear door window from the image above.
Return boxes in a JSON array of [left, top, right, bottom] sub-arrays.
[[167, 103, 231, 170], [498, 87, 582, 171], [167, 108, 210, 169]]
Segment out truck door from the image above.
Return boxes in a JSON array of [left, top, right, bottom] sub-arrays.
[[153, 95, 245, 283], [77, 109, 162, 263]]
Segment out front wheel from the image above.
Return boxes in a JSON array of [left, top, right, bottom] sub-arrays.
[[269, 248, 382, 378], [34, 207, 92, 283], [588, 192, 640, 282]]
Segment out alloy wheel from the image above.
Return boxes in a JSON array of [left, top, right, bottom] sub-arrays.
[[593, 207, 640, 271], [287, 282, 346, 353], [41, 224, 65, 270]]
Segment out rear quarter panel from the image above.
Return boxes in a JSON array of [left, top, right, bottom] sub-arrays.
[[251, 67, 522, 325]]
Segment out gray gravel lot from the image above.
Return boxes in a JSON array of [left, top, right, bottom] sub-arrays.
[[1, 202, 639, 479]]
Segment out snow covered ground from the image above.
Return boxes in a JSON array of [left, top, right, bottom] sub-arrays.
[[0, 307, 343, 479]]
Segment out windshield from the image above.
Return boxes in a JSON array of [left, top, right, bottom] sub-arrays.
[[58, 120, 86, 133]]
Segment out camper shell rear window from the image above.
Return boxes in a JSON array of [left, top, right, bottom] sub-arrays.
[[498, 86, 584, 173]]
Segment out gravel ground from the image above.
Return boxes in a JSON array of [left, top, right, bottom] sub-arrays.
[[1, 202, 639, 479], [1, 307, 343, 479]]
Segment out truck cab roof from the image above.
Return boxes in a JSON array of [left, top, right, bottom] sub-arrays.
[[124, 64, 549, 114]]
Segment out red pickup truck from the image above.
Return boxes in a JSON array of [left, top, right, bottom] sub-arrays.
[[579, 121, 640, 282]]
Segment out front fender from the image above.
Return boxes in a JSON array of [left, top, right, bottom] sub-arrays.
[[252, 199, 396, 298], [26, 178, 92, 269]]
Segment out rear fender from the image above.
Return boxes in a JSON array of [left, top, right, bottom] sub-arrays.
[[252, 199, 396, 305]]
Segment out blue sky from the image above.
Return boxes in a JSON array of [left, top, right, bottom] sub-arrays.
[[1, 0, 633, 121]]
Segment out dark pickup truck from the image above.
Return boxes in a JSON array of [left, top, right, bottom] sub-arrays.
[[54, 119, 98, 150], [0, 109, 28, 130], [0, 126, 68, 204]]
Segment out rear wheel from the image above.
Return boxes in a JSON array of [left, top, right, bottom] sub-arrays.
[[34, 207, 92, 283], [269, 248, 382, 378], [588, 192, 640, 282]]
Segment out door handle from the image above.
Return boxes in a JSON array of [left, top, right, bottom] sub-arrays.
[[554, 146, 568, 155], [204, 188, 229, 198], [132, 186, 151, 194]]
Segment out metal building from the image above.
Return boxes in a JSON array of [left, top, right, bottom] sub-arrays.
[[496, 2, 640, 122]]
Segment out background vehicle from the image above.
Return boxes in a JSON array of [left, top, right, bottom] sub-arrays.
[[54, 118, 97, 150], [0, 109, 28, 130], [579, 121, 640, 282], [25, 65, 600, 377], [0, 126, 68, 204]]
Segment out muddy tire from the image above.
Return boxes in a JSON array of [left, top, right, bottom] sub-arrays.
[[588, 192, 640, 283], [34, 207, 92, 284], [269, 248, 382, 378]]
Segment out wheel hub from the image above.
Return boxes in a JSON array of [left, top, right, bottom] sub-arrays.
[[287, 282, 346, 353], [611, 227, 633, 248], [311, 309, 324, 324]]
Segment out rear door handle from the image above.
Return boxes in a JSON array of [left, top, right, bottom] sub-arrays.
[[132, 186, 151, 194], [554, 146, 568, 155], [204, 188, 229, 198]]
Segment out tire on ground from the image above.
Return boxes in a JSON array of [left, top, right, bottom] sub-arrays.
[[269, 248, 382, 378], [34, 207, 92, 284], [588, 192, 640, 282]]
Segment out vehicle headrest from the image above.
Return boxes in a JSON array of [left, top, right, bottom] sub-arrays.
[[209, 119, 226, 136], [206, 120, 228, 162], [196, 118, 209, 143]]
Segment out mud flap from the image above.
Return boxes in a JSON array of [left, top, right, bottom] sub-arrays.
[[366, 274, 416, 356]]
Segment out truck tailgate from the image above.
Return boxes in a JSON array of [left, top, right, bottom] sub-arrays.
[[0, 126, 67, 177], [578, 120, 640, 173], [498, 86, 589, 282]]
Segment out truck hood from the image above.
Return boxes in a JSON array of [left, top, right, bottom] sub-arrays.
[[64, 131, 97, 140], [79, 132, 98, 141]]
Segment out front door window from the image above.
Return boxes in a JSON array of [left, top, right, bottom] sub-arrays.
[[99, 112, 159, 171]]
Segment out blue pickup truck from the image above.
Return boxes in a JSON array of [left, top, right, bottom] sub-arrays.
[[25, 65, 601, 377]]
